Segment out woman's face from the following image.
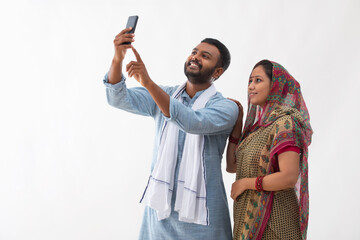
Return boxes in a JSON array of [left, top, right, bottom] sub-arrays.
[[248, 66, 272, 107]]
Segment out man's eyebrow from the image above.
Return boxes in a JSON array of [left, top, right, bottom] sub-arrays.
[[202, 51, 213, 57], [193, 48, 213, 57]]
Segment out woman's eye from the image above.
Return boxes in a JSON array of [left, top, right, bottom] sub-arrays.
[[256, 78, 262, 83]]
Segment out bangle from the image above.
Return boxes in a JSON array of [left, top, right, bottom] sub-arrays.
[[255, 176, 264, 192], [229, 135, 239, 144]]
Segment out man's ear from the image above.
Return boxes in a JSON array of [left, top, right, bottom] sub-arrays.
[[212, 67, 225, 80]]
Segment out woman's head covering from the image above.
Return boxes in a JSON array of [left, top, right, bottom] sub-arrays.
[[243, 61, 312, 143], [242, 60, 313, 239]]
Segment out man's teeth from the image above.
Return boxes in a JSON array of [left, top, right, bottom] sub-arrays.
[[190, 62, 199, 67]]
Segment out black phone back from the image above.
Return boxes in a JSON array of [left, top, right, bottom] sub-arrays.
[[123, 15, 138, 45], [126, 15, 138, 34]]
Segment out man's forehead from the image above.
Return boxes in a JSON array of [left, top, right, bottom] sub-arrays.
[[193, 42, 220, 56]]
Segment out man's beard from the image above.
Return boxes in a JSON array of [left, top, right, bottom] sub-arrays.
[[184, 61, 216, 84]]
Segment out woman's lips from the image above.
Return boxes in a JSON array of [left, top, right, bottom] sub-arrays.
[[249, 92, 257, 98]]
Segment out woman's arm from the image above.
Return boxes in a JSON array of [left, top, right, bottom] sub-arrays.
[[231, 150, 300, 200], [226, 142, 238, 173], [226, 99, 243, 173]]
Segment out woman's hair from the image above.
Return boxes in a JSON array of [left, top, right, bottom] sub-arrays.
[[253, 60, 273, 81]]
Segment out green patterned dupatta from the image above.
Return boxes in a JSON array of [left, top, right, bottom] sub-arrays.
[[239, 62, 313, 240]]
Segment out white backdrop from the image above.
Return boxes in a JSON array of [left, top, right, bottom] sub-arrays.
[[1, 0, 359, 239]]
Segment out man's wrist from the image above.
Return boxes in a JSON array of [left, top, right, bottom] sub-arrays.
[[112, 55, 123, 64], [142, 78, 155, 89]]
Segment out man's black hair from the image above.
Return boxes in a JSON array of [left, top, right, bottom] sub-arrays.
[[201, 38, 231, 71]]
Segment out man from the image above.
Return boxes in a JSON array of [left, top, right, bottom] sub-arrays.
[[103, 27, 239, 240]]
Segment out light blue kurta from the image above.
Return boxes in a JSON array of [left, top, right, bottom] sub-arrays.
[[104, 74, 238, 240]]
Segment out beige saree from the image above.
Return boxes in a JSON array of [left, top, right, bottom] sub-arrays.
[[233, 108, 303, 240]]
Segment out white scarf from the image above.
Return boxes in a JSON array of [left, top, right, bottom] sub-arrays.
[[140, 82, 216, 225]]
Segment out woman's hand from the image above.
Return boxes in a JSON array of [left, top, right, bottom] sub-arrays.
[[231, 178, 249, 200]]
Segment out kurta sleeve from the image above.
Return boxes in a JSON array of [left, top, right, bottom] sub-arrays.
[[165, 95, 239, 135], [103, 73, 157, 117]]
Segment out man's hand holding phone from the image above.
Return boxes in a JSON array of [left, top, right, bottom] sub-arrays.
[[108, 28, 134, 84], [113, 27, 134, 63], [108, 16, 138, 85]]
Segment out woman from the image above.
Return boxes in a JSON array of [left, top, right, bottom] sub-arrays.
[[227, 60, 312, 240]]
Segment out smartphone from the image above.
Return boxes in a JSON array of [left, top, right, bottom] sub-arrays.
[[123, 15, 138, 44]]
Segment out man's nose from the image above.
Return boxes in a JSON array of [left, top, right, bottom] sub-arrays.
[[191, 53, 199, 61]]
